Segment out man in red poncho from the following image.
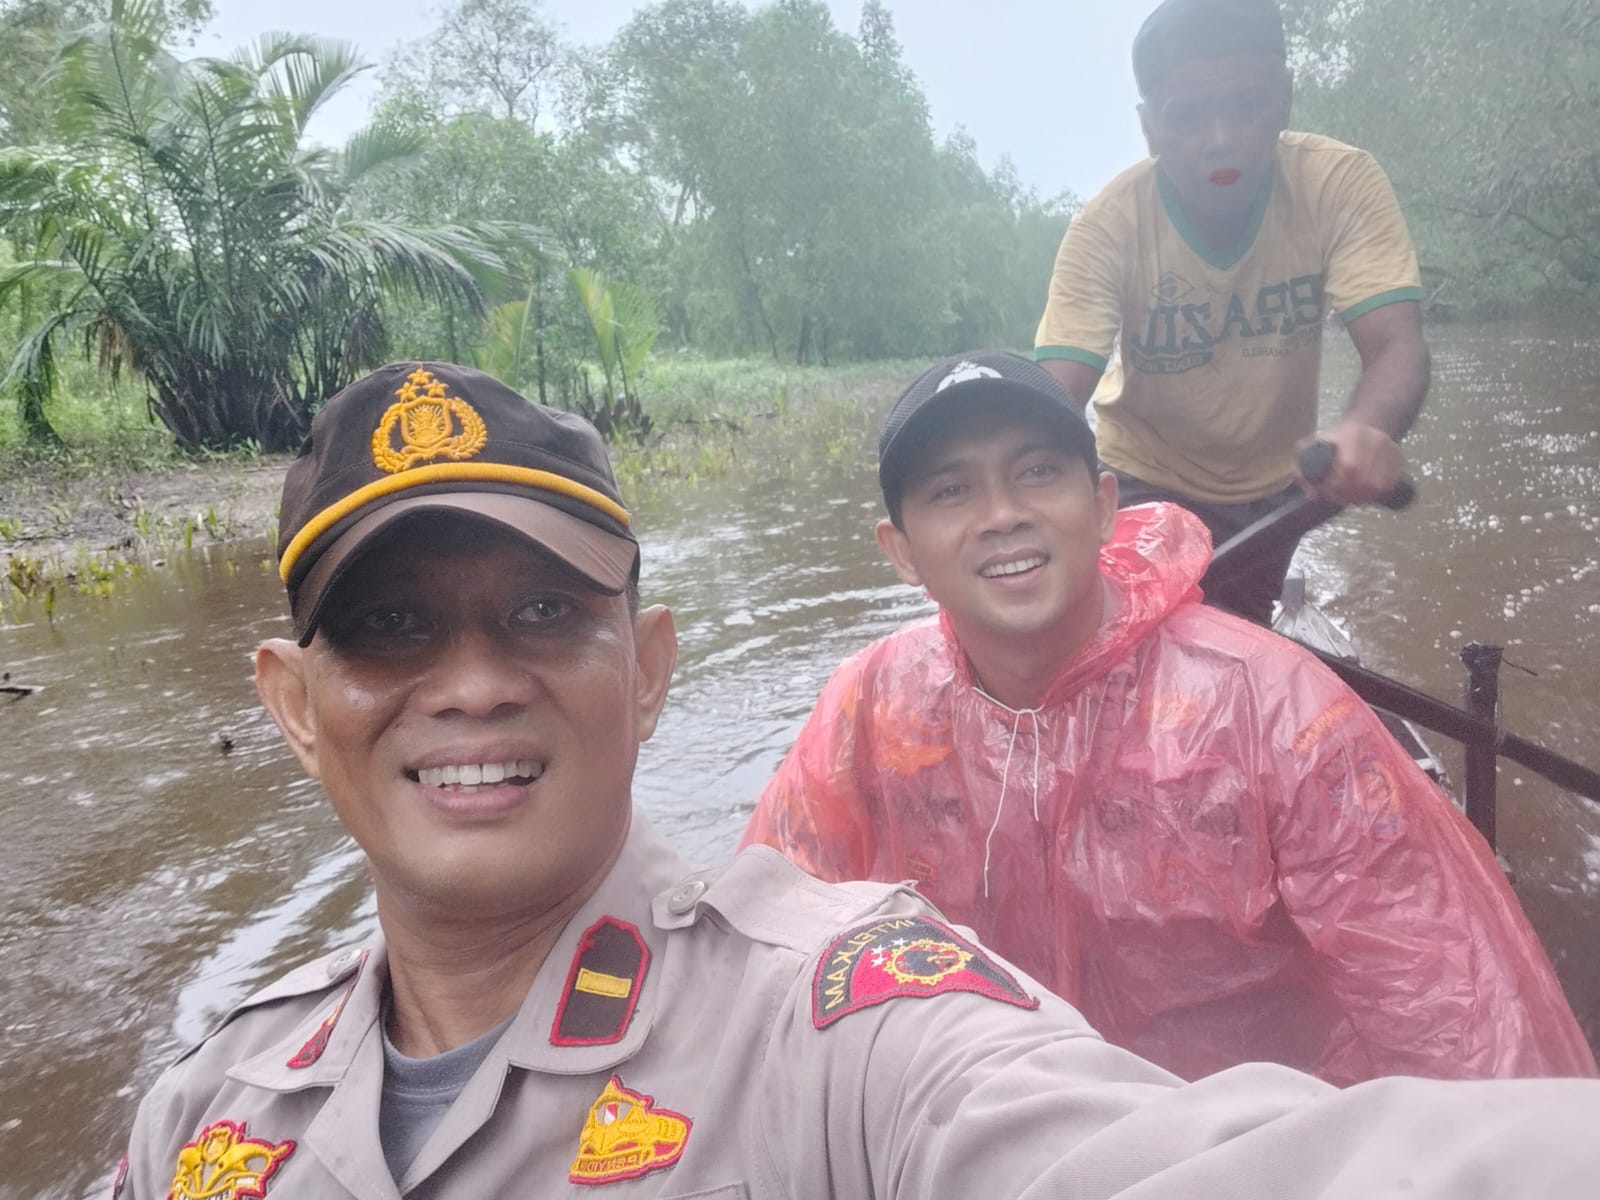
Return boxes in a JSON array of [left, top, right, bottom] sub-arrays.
[[740, 350, 1595, 1085]]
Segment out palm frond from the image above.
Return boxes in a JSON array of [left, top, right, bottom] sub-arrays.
[[338, 124, 427, 184], [242, 32, 370, 137], [570, 266, 618, 393], [0, 259, 82, 308], [1, 5, 514, 451]]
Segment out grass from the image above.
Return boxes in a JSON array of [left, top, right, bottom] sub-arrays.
[[611, 356, 918, 499], [0, 356, 181, 467]]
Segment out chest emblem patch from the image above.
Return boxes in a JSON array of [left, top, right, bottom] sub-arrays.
[[168, 1119, 295, 1200], [812, 915, 1039, 1029], [569, 1075, 691, 1186]]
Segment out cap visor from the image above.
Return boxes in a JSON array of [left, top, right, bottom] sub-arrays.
[[293, 492, 638, 645]]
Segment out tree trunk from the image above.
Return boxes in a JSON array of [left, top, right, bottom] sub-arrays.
[[734, 233, 780, 360], [445, 302, 461, 364], [17, 382, 62, 447], [535, 289, 548, 406]]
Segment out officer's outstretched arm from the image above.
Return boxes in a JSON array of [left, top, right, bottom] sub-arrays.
[[769, 914, 1600, 1199]]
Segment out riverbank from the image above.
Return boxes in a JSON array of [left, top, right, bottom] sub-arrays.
[[0, 358, 911, 613], [0, 454, 288, 600]]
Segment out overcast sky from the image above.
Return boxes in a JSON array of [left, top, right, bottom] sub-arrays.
[[200, 0, 1152, 199]]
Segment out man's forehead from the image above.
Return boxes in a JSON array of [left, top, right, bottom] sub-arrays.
[[1154, 51, 1285, 101], [903, 408, 1074, 478]]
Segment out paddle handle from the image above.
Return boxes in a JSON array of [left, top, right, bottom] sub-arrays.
[[1298, 441, 1416, 511]]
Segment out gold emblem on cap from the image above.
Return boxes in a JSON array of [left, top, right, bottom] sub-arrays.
[[371, 367, 488, 473]]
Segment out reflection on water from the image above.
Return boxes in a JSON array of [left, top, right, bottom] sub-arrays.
[[2, 321, 1597, 1199]]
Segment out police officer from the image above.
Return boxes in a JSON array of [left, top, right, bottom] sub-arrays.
[[118, 363, 1597, 1199]]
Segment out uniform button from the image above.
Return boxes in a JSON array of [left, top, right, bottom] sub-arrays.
[[667, 880, 707, 914]]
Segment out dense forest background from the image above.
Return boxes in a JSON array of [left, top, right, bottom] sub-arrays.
[[1284, 0, 1599, 317], [1, 0, 1593, 451]]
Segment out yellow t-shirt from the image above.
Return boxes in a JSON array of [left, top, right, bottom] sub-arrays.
[[1035, 131, 1421, 503]]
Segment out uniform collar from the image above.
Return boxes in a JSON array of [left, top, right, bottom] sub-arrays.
[[226, 814, 706, 1094], [229, 941, 389, 1092], [500, 813, 698, 1074]]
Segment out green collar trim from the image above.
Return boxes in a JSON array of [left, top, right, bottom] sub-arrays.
[[1156, 164, 1273, 271]]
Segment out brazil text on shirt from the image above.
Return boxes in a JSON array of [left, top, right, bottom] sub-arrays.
[[1126, 272, 1325, 375]]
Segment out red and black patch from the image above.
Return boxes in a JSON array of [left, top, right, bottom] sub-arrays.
[[287, 951, 367, 1069], [551, 917, 650, 1047], [812, 915, 1038, 1029], [109, 1154, 128, 1199]]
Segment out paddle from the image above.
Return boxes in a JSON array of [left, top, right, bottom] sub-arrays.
[[1203, 441, 1414, 585]]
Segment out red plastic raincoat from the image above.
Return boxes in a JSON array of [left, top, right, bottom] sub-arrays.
[[742, 504, 1596, 1084]]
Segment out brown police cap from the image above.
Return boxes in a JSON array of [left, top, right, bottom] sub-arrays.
[[277, 362, 638, 644]]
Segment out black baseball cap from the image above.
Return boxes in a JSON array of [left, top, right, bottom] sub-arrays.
[[878, 351, 1098, 525], [1132, 0, 1287, 98], [277, 362, 638, 645]]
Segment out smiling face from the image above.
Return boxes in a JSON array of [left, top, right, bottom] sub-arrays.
[[1140, 51, 1291, 235], [255, 515, 676, 926], [876, 408, 1118, 678]]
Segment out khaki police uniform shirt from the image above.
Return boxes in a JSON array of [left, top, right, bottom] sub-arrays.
[[120, 815, 1598, 1199], [1036, 132, 1422, 503]]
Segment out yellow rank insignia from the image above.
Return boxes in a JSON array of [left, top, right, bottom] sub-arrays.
[[568, 1075, 692, 1186], [168, 1119, 295, 1199], [371, 366, 488, 473]]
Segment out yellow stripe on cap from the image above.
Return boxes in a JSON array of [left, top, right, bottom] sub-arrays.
[[574, 968, 635, 999], [279, 462, 632, 584]]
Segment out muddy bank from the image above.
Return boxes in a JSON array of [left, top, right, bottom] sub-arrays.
[[0, 457, 290, 586]]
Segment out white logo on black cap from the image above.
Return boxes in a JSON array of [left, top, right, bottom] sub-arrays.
[[935, 362, 1002, 392]]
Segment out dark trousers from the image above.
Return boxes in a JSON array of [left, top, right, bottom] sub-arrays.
[[1108, 468, 1301, 626]]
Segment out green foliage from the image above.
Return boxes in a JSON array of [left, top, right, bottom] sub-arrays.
[[0, 360, 175, 463], [474, 292, 540, 388], [424, 0, 560, 124], [2, 0, 1080, 459], [0, 0, 515, 450], [1284, 0, 1600, 312], [569, 266, 660, 439], [580, 0, 1073, 362], [0, 1, 213, 143], [371, 0, 1075, 380]]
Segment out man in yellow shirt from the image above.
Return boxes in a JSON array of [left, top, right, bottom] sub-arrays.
[[1035, 0, 1430, 623]]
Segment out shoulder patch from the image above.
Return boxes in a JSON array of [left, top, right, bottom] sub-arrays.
[[812, 915, 1039, 1029]]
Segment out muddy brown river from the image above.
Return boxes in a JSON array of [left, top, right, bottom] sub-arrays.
[[3, 320, 1598, 1199]]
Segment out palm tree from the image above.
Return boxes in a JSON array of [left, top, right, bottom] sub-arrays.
[[569, 266, 660, 439], [0, 0, 515, 451]]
